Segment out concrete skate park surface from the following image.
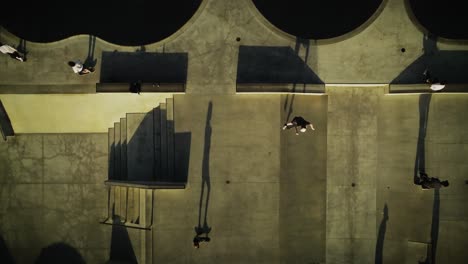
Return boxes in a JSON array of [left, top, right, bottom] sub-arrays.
[[1, 0, 468, 263]]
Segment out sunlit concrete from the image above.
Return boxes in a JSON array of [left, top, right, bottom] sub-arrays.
[[0, 94, 173, 133]]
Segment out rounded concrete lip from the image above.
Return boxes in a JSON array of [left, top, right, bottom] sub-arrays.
[[0, 0, 206, 46]]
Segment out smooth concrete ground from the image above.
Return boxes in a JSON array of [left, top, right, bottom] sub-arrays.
[[1, 0, 468, 263]]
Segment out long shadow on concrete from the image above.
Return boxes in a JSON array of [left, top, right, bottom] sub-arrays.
[[392, 35, 468, 87], [237, 45, 323, 85], [100, 51, 188, 84], [282, 38, 313, 122], [0, 235, 15, 264], [108, 108, 191, 183], [35, 242, 85, 264], [426, 189, 440, 264], [375, 204, 388, 264], [414, 93, 431, 183], [84, 35, 97, 69], [108, 211, 138, 263], [195, 101, 212, 236]]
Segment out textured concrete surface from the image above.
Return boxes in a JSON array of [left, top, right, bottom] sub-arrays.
[[1, 0, 467, 95], [377, 93, 468, 264], [1, 0, 468, 263], [326, 86, 384, 263], [0, 94, 172, 133]]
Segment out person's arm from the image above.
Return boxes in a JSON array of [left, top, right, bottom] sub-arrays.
[[309, 123, 315, 130]]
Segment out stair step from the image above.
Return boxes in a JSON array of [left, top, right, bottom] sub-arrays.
[[159, 103, 168, 180], [153, 107, 161, 181], [166, 98, 175, 182], [120, 118, 127, 180], [127, 112, 154, 181], [108, 127, 115, 179], [114, 122, 122, 180]]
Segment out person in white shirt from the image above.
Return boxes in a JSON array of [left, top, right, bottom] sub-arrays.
[[68, 60, 94, 75], [0, 43, 25, 62], [423, 69, 446, 91]]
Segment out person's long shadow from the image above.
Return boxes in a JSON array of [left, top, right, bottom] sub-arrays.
[[16, 39, 27, 61], [84, 35, 97, 68], [427, 188, 440, 264], [284, 37, 311, 122], [375, 204, 389, 264], [0, 235, 15, 264], [195, 101, 212, 236], [109, 204, 137, 263], [414, 93, 432, 183]]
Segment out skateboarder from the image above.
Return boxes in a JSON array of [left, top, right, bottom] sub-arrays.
[[0, 43, 25, 61], [193, 234, 211, 248], [68, 60, 95, 75]]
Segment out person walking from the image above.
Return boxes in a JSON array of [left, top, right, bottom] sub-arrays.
[[415, 172, 449, 189], [282, 116, 315, 135], [0, 43, 25, 61]]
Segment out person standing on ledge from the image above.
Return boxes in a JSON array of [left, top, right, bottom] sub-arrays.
[[0, 43, 25, 61], [68, 60, 95, 75], [282, 116, 315, 135]]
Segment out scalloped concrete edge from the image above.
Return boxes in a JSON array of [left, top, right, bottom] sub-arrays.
[[0, 0, 209, 49]]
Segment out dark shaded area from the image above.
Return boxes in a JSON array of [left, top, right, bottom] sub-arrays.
[[409, 0, 468, 39], [100, 51, 188, 83], [253, 0, 382, 39], [424, 189, 440, 264], [375, 204, 389, 264], [0, 100, 15, 141], [414, 93, 431, 183], [195, 102, 212, 237], [237, 45, 323, 84], [281, 38, 318, 122], [0, 0, 202, 45], [109, 214, 138, 263], [174, 132, 191, 183], [0, 235, 15, 264], [35, 243, 85, 264], [84, 35, 97, 68], [392, 35, 468, 85]]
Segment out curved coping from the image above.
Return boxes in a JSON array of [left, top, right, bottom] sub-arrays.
[[403, 0, 468, 44], [245, 0, 389, 45], [0, 0, 208, 49]]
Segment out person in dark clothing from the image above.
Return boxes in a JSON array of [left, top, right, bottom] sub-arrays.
[[282, 116, 315, 135], [415, 172, 449, 189], [129, 80, 142, 94], [193, 234, 210, 248]]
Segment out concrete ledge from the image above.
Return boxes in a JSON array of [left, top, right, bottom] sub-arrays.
[[0, 84, 95, 94], [0, 100, 14, 140], [390, 84, 468, 93], [236, 83, 325, 93], [96, 83, 185, 93], [104, 180, 185, 189]]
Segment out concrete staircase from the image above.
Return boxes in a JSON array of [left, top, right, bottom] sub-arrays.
[[103, 97, 186, 264], [108, 97, 176, 183]]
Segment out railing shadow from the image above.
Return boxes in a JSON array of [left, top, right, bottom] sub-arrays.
[[375, 204, 389, 264], [237, 45, 323, 84], [195, 101, 212, 236], [84, 35, 97, 68]]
